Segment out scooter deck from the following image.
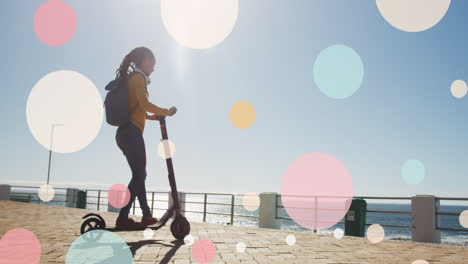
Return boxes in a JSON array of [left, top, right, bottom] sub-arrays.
[[106, 221, 166, 232]]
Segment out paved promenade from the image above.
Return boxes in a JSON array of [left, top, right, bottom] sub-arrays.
[[0, 200, 467, 264]]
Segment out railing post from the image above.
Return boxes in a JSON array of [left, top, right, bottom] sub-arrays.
[[258, 192, 281, 229], [230, 194, 235, 225], [203, 193, 207, 222], [66, 188, 79, 208], [97, 190, 101, 211], [314, 196, 317, 233], [151, 192, 155, 215], [0, 185, 11, 200], [411, 195, 441, 243]]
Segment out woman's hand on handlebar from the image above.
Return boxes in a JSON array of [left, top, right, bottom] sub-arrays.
[[168, 106, 177, 116]]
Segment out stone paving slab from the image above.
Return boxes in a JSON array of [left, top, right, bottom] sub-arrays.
[[0, 201, 467, 264]]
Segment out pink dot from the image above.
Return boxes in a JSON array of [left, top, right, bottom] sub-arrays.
[[108, 184, 131, 209], [0, 228, 41, 264], [192, 239, 216, 264], [33, 0, 77, 46], [280, 152, 353, 230]]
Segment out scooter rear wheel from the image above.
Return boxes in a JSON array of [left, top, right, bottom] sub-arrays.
[[170, 215, 190, 240], [80, 217, 105, 235]]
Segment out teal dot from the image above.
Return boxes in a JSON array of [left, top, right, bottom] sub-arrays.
[[401, 160, 425, 184], [313, 45, 364, 99], [66, 230, 133, 264]]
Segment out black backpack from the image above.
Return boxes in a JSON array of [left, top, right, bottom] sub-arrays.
[[104, 72, 143, 126]]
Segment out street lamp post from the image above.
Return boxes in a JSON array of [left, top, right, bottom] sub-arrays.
[[47, 123, 63, 185]]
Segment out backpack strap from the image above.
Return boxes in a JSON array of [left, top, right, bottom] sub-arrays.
[[127, 71, 147, 116]]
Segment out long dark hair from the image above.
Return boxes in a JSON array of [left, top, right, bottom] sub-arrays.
[[115, 46, 155, 81]]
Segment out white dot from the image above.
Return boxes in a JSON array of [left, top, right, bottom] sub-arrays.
[[367, 224, 385, 244], [376, 0, 451, 32], [236, 241, 246, 253], [411, 260, 429, 264], [285, 234, 296, 246], [38, 184, 55, 202], [333, 228, 344, 240], [26, 70, 103, 153], [157, 139, 176, 159], [143, 228, 154, 239], [242, 193, 260, 212], [459, 210, 468, 228], [161, 0, 238, 49], [450, 80, 467, 98], [184, 235, 195, 246]]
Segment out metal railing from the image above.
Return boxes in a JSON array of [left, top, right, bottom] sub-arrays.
[[8, 185, 69, 205], [82, 190, 258, 226], [275, 194, 414, 230], [436, 197, 468, 233], [7, 185, 467, 237]]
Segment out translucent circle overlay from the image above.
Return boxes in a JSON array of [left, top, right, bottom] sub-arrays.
[[333, 228, 344, 240], [26, 70, 103, 153], [192, 239, 216, 264], [108, 184, 131, 209], [401, 160, 425, 185], [285, 234, 296, 246], [313, 45, 364, 99], [38, 184, 55, 202], [34, 0, 77, 46], [280, 152, 353, 230], [376, 0, 451, 32], [143, 228, 154, 239], [158, 139, 176, 159], [184, 235, 195, 246], [451, 80, 467, 98], [412, 260, 429, 264], [161, 0, 238, 49], [242, 192, 260, 211], [236, 241, 246, 253], [367, 224, 385, 244], [0, 228, 41, 264], [459, 210, 468, 228], [229, 101, 255, 129], [66, 230, 133, 263]]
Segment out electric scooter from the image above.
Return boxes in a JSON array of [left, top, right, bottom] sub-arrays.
[[79, 115, 191, 240]]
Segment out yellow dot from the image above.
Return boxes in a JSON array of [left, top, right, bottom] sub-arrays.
[[229, 102, 255, 129], [242, 193, 260, 211]]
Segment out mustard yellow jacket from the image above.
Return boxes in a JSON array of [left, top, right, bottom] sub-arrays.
[[127, 72, 170, 133]]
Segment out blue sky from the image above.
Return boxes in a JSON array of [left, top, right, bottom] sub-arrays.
[[1, 0, 468, 197]]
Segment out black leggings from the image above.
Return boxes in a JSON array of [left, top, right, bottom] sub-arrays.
[[116, 122, 151, 218]]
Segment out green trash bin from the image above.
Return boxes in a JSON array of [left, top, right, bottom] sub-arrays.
[[76, 190, 87, 209], [344, 199, 367, 237]]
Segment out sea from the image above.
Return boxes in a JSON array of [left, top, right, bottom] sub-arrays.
[[10, 190, 468, 246]]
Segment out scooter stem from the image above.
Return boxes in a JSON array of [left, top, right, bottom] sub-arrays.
[[157, 116, 181, 215]]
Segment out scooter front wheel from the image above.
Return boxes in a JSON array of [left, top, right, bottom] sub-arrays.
[[170, 215, 190, 240]]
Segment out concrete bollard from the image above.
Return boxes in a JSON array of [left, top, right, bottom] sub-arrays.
[[0, 185, 11, 200], [258, 192, 281, 229], [108, 201, 120, 213], [169, 191, 185, 218], [66, 188, 80, 208], [411, 195, 441, 243]]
